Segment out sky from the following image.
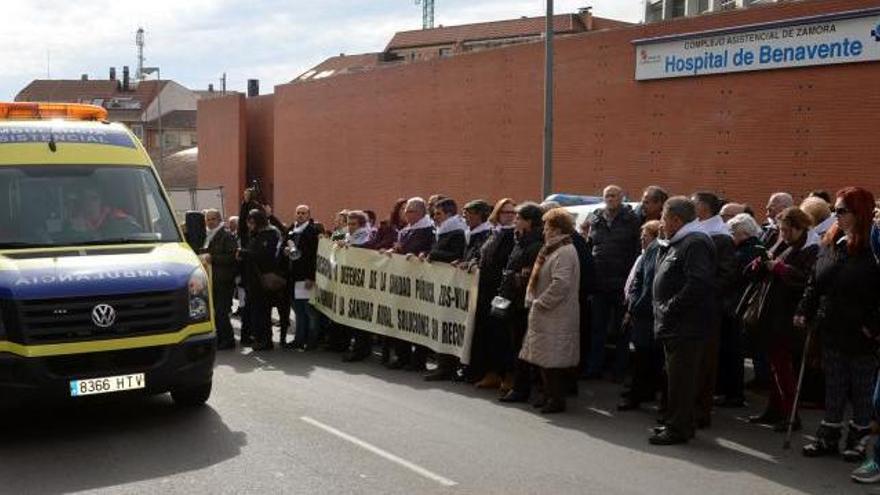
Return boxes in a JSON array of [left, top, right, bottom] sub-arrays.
[[0, 1, 643, 100]]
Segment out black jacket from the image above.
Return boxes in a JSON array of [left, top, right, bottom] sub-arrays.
[[749, 236, 816, 347], [629, 240, 661, 319], [463, 229, 492, 264], [429, 230, 466, 263], [286, 220, 319, 283], [238, 200, 262, 246], [710, 233, 739, 316], [478, 227, 516, 301], [587, 205, 641, 293], [499, 229, 543, 307], [242, 226, 283, 298], [797, 236, 880, 355], [203, 227, 238, 286], [396, 226, 434, 256], [571, 232, 596, 300], [653, 228, 717, 341]]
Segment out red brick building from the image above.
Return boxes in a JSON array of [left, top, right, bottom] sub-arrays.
[[198, 0, 880, 224]]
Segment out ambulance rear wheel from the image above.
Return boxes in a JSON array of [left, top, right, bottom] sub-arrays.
[[171, 380, 212, 407]]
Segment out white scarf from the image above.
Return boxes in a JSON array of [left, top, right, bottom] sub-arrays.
[[290, 220, 310, 235], [399, 215, 434, 234], [466, 221, 493, 244], [805, 229, 822, 249], [345, 227, 373, 246], [436, 215, 468, 238], [661, 219, 707, 246], [203, 223, 225, 249], [346, 227, 372, 246], [699, 215, 733, 238], [812, 215, 836, 237]]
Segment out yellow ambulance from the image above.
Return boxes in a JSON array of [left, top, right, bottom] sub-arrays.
[[0, 102, 215, 408]]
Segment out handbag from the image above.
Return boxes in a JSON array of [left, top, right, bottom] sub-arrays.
[[490, 295, 512, 319], [736, 277, 772, 329]]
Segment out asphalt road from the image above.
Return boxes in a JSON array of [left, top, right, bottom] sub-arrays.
[[0, 342, 876, 495]]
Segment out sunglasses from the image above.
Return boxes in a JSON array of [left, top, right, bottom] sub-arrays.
[[834, 207, 851, 216]]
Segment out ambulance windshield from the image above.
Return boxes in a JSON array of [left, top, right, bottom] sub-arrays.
[[0, 165, 181, 248]]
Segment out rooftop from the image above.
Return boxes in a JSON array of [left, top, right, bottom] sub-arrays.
[[15, 79, 168, 113], [385, 13, 632, 50]]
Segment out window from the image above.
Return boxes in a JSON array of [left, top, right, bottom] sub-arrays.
[[719, 0, 737, 10], [130, 124, 144, 141], [699, 0, 711, 12], [671, 0, 686, 17], [646, 1, 664, 22], [439, 47, 452, 58], [162, 132, 179, 148]]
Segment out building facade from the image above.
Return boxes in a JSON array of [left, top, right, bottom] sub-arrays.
[[645, 0, 782, 22], [198, 0, 880, 226], [15, 71, 234, 171]]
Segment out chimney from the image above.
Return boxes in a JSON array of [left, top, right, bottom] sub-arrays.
[[109, 67, 116, 80], [208, 83, 214, 92], [81, 74, 88, 81], [247, 79, 259, 98], [578, 6, 594, 30], [122, 66, 130, 91]]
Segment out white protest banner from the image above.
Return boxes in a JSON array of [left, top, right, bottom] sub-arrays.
[[310, 238, 479, 363], [635, 9, 880, 80]]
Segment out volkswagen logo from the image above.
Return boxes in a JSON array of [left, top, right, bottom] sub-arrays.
[[91, 304, 117, 328]]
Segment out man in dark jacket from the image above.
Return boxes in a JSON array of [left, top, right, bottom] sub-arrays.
[[201, 209, 238, 350], [423, 198, 467, 381], [760, 192, 794, 248], [585, 185, 641, 379], [619, 221, 662, 411], [693, 192, 739, 427], [286, 205, 320, 350], [638, 185, 669, 225], [238, 187, 261, 247], [650, 197, 717, 445], [387, 197, 436, 370], [424, 198, 467, 263]]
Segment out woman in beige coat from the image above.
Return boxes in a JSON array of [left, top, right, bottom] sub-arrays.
[[520, 208, 581, 413]]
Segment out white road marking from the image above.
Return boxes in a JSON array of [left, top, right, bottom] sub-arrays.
[[587, 407, 614, 418], [715, 438, 779, 464], [300, 416, 458, 487]]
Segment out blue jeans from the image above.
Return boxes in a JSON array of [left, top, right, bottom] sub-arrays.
[[292, 299, 319, 347]]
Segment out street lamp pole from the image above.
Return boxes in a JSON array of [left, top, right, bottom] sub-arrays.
[[542, 0, 554, 200]]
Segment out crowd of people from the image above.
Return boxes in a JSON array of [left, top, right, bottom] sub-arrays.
[[197, 184, 880, 485]]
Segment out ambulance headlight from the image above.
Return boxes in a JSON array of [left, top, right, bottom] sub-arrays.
[[188, 267, 210, 322]]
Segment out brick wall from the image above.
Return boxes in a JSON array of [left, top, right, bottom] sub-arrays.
[[196, 94, 246, 217], [202, 0, 880, 224], [246, 94, 275, 205]]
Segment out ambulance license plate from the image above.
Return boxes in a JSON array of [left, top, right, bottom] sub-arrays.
[[70, 373, 145, 397]]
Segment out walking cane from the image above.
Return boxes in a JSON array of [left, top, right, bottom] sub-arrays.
[[783, 326, 814, 450]]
